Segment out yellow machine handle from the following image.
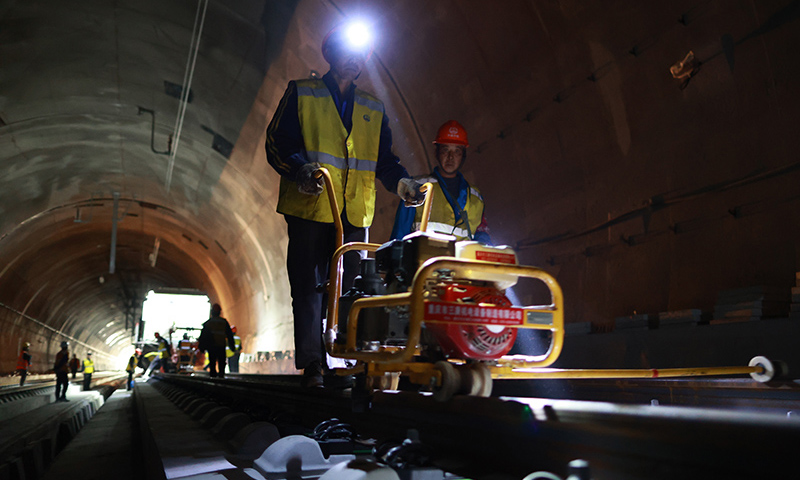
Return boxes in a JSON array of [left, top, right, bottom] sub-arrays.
[[314, 168, 343, 249], [418, 182, 433, 233]]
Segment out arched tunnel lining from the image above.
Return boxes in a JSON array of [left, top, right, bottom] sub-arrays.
[[2, 1, 800, 372]]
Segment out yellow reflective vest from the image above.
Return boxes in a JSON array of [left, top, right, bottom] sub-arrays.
[[276, 79, 384, 228], [126, 355, 137, 373], [83, 358, 95, 374], [413, 176, 485, 241], [226, 335, 241, 358]]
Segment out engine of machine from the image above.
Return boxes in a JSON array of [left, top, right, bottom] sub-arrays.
[[336, 232, 521, 361]]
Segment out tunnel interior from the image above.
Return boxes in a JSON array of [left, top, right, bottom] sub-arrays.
[[2, 0, 800, 372]]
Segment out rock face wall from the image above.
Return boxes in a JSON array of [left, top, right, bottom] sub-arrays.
[[2, 0, 800, 371]]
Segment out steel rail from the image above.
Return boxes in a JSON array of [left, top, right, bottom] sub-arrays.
[[154, 373, 800, 479]]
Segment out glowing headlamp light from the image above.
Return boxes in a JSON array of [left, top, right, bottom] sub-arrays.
[[345, 22, 371, 50]]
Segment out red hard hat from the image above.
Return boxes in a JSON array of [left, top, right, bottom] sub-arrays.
[[321, 22, 374, 63], [231, 325, 237, 334], [434, 120, 469, 147]]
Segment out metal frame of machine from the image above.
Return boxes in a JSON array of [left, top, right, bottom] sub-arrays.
[[315, 169, 778, 401]]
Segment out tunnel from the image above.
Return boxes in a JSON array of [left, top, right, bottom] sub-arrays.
[[2, 1, 800, 477]]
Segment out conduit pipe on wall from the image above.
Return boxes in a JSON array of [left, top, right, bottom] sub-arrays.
[[165, 0, 209, 192], [1, 302, 116, 360]]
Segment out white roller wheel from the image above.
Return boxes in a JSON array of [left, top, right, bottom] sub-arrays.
[[467, 363, 493, 397], [432, 361, 460, 402], [749, 356, 776, 383]]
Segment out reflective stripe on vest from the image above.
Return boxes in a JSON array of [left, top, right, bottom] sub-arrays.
[[276, 79, 384, 228], [413, 178, 485, 241], [83, 359, 95, 374]]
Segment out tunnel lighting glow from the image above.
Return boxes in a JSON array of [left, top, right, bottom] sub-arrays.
[[141, 292, 210, 343], [345, 22, 371, 49]]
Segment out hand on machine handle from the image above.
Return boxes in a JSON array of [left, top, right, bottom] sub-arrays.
[[297, 162, 324, 195], [397, 178, 426, 207]]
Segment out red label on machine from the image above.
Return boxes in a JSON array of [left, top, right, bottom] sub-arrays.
[[474, 251, 516, 264], [424, 301, 524, 326]]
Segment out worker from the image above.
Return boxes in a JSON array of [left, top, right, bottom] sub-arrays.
[[146, 332, 172, 376], [265, 22, 425, 388], [68, 354, 80, 379], [177, 333, 193, 372], [392, 120, 491, 244], [198, 303, 235, 378], [16, 342, 32, 387], [126, 349, 139, 391], [81, 352, 95, 391], [226, 326, 243, 373], [53, 341, 70, 402]]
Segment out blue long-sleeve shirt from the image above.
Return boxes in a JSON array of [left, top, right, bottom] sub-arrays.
[[265, 71, 408, 194], [391, 167, 492, 244]]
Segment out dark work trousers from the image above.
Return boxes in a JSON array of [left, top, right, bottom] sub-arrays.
[[70, 366, 77, 379], [55, 371, 69, 400], [207, 347, 227, 378], [229, 352, 240, 373], [285, 213, 366, 371], [83, 373, 92, 391], [18, 369, 27, 387], [127, 371, 134, 390]]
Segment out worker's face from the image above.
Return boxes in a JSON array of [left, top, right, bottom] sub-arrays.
[[327, 45, 366, 83], [436, 143, 465, 178]]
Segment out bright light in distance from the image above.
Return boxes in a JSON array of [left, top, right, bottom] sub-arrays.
[[141, 292, 210, 343], [345, 22, 371, 49]]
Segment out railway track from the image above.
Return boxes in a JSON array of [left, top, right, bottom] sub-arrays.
[[154, 372, 800, 479]]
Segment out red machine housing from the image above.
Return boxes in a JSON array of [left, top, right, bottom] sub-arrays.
[[425, 284, 518, 360]]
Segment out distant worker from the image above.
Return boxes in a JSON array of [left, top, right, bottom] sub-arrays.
[[53, 341, 70, 402], [126, 349, 139, 391], [16, 342, 32, 387], [392, 120, 491, 244], [198, 303, 235, 378], [265, 22, 424, 387], [69, 354, 80, 379], [82, 352, 95, 391], [145, 332, 172, 376], [177, 333, 193, 372], [226, 326, 243, 373]]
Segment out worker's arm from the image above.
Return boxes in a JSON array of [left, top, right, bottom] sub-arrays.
[[473, 209, 492, 245], [375, 114, 412, 194], [265, 81, 309, 181], [391, 200, 416, 240], [226, 325, 236, 352]]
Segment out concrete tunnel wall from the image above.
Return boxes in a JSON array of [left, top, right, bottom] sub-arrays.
[[2, 0, 800, 373]]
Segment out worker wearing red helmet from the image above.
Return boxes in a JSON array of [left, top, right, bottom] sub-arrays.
[[392, 120, 491, 243], [265, 22, 424, 388]]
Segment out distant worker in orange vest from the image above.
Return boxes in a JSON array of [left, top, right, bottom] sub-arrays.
[[16, 342, 32, 387]]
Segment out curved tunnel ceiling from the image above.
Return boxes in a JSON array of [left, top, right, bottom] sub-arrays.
[[2, 0, 800, 369]]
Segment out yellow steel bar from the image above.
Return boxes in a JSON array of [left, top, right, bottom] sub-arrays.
[[418, 182, 434, 233], [325, 242, 381, 355], [491, 365, 763, 380]]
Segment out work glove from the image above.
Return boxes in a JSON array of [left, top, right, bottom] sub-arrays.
[[397, 177, 426, 207], [296, 162, 324, 195]]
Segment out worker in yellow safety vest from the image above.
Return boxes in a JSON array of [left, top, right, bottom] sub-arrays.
[[82, 352, 95, 391], [392, 120, 491, 244], [226, 326, 242, 373], [266, 21, 424, 388], [126, 349, 139, 391]]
